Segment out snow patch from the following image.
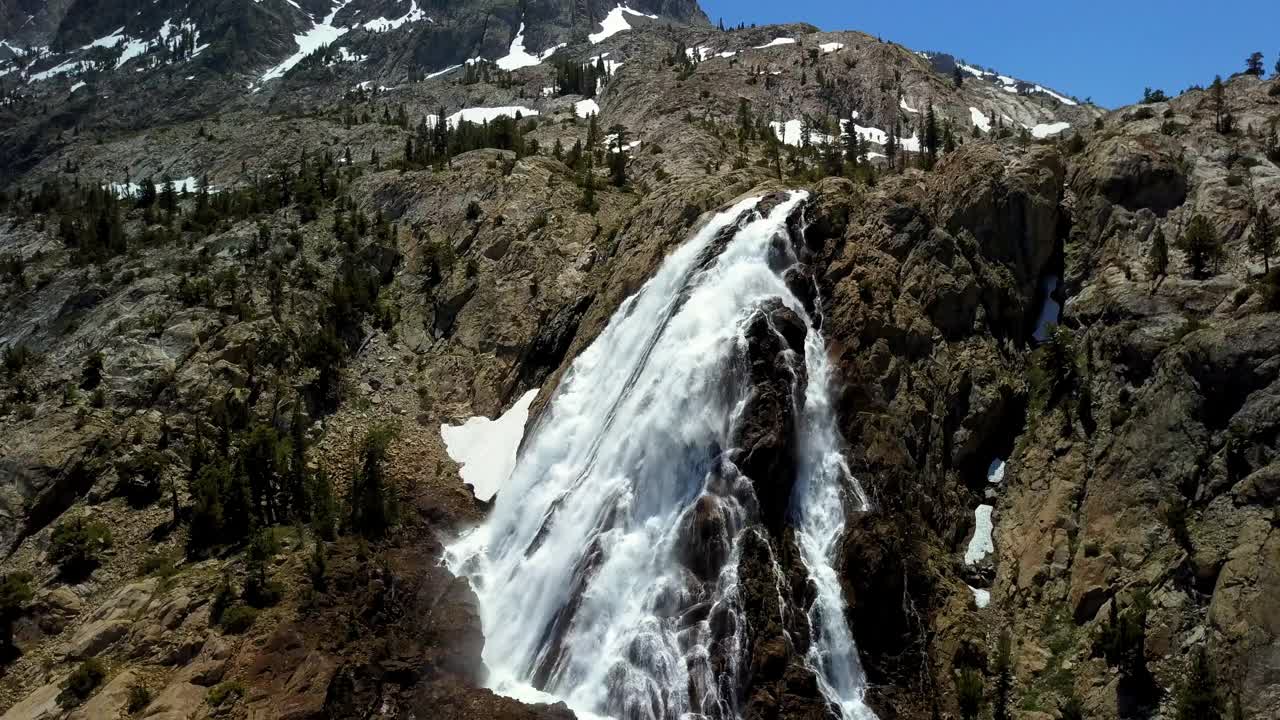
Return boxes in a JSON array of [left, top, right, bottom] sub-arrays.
[[588, 5, 657, 44], [603, 133, 641, 153], [685, 46, 714, 62], [69, 81, 85, 93], [754, 37, 796, 49], [362, 0, 428, 32], [1030, 121, 1070, 139], [964, 505, 995, 565], [259, 0, 354, 84], [968, 586, 991, 608], [899, 97, 919, 114], [441, 389, 540, 502], [109, 176, 206, 197], [440, 106, 539, 129], [770, 119, 834, 147], [819, 42, 844, 53], [987, 458, 1006, 485], [589, 53, 622, 74], [425, 64, 460, 79], [970, 107, 991, 132], [496, 22, 564, 71], [574, 98, 600, 118]]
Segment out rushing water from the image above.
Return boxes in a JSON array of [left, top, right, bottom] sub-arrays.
[[446, 192, 877, 720]]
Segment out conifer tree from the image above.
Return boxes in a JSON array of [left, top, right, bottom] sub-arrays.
[[608, 125, 629, 187], [348, 424, 399, 538], [1212, 76, 1227, 133], [1249, 205, 1276, 274], [579, 154, 598, 212], [993, 630, 1014, 720], [924, 102, 939, 169], [1246, 52, 1265, 77], [1147, 227, 1170, 282], [1178, 214, 1226, 278]]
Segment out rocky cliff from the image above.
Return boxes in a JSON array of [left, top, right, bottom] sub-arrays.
[[1, 4, 1277, 720]]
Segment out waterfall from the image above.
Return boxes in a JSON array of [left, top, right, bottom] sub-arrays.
[[446, 192, 877, 720]]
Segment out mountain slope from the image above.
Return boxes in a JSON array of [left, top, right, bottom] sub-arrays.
[[2, 3, 1278, 720]]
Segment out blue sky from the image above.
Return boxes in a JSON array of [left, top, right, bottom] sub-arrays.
[[699, 1, 1280, 108]]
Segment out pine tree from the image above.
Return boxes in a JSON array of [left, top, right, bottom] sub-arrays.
[[993, 630, 1014, 720], [348, 424, 399, 538], [579, 154, 598, 212], [1147, 227, 1170, 281], [1178, 214, 1226, 278], [1250, 205, 1276, 274], [953, 65, 964, 88], [1246, 52, 1265, 77], [1211, 76, 1228, 133], [924, 102, 939, 169], [956, 668, 984, 720], [608, 124, 629, 187]]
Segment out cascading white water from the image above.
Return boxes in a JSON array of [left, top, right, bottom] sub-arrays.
[[446, 192, 877, 720]]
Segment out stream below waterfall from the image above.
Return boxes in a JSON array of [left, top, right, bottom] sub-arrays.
[[446, 192, 878, 720]]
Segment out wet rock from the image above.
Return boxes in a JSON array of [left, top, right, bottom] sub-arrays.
[[677, 494, 733, 581], [735, 299, 807, 536]]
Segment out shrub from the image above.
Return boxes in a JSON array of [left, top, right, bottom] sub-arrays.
[[956, 667, 985, 720], [126, 682, 152, 712], [57, 658, 106, 707], [1174, 646, 1224, 720], [207, 680, 245, 708], [48, 516, 113, 581], [1, 571, 34, 660], [219, 604, 258, 634], [465, 201, 482, 221], [243, 530, 283, 609], [3, 344, 34, 378], [138, 549, 180, 580]]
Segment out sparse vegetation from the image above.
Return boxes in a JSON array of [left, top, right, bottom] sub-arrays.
[[57, 658, 106, 708], [0, 571, 34, 662], [48, 516, 113, 582]]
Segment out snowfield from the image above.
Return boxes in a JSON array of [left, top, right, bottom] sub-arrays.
[[754, 37, 796, 49], [259, 0, 354, 84], [988, 458, 1006, 485], [1031, 121, 1071, 138], [965, 504, 995, 565], [441, 390, 540, 503], [361, 0, 429, 32], [589, 5, 657, 44], [970, 107, 991, 132], [435, 106, 540, 129], [496, 22, 564, 71]]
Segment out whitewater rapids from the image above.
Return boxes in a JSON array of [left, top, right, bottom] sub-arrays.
[[446, 192, 877, 720]]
